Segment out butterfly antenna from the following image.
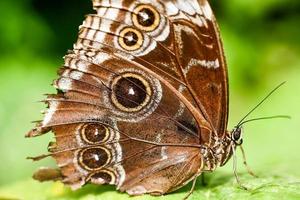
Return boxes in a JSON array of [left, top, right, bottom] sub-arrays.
[[238, 115, 291, 126], [236, 81, 286, 127]]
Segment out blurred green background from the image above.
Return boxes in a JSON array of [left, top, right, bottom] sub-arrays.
[[0, 0, 299, 199]]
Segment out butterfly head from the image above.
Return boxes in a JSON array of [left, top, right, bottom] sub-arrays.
[[218, 127, 243, 167], [231, 126, 243, 146]]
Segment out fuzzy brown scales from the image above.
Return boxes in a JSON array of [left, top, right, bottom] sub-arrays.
[[27, 0, 234, 196]]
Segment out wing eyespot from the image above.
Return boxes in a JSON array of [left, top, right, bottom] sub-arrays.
[[110, 73, 152, 113], [80, 123, 110, 145], [132, 4, 160, 32], [78, 147, 111, 171], [88, 169, 116, 185], [118, 27, 144, 51]]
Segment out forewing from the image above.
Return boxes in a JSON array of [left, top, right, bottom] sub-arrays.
[[165, 0, 229, 136], [90, 0, 229, 136]]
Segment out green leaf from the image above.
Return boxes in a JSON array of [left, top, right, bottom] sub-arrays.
[[1, 172, 299, 200]]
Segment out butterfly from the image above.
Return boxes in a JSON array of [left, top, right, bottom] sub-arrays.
[[27, 0, 249, 197]]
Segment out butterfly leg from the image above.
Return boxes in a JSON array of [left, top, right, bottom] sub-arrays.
[[239, 145, 258, 178], [232, 146, 248, 190], [183, 176, 197, 200]]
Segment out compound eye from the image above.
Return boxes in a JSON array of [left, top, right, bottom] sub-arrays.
[[132, 5, 160, 32], [232, 127, 243, 145], [111, 73, 152, 112], [118, 27, 143, 51], [233, 130, 241, 141]]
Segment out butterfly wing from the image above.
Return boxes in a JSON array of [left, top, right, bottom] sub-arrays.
[[28, 0, 227, 195], [91, 0, 228, 137], [168, 0, 229, 137], [28, 51, 203, 194]]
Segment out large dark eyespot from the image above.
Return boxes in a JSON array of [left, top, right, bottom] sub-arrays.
[[78, 147, 111, 171], [111, 73, 152, 112], [114, 77, 146, 107], [132, 5, 160, 32], [80, 123, 109, 144], [118, 27, 143, 51]]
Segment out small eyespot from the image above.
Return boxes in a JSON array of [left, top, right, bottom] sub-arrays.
[[80, 123, 109, 144], [78, 147, 111, 171], [89, 170, 116, 184], [111, 73, 152, 112], [118, 27, 143, 51], [132, 4, 160, 32]]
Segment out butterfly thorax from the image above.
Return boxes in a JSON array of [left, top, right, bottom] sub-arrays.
[[201, 132, 233, 172]]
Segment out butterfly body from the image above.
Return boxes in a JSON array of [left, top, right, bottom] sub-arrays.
[[28, 0, 233, 196]]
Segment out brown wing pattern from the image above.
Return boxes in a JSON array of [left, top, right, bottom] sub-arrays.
[[28, 52, 203, 194], [169, 0, 229, 137], [91, 0, 228, 137], [27, 0, 228, 195]]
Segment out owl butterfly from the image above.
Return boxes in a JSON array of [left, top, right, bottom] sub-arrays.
[[27, 0, 247, 197]]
